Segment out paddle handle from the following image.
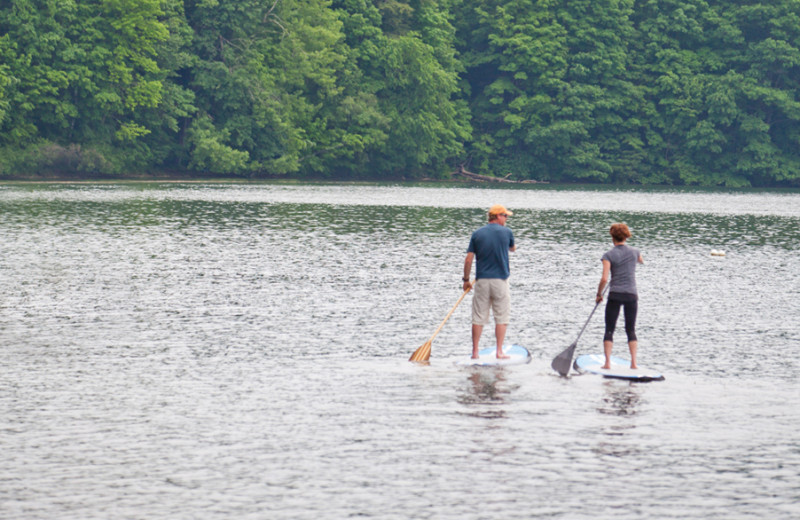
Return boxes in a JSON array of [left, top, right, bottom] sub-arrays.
[[427, 281, 474, 344]]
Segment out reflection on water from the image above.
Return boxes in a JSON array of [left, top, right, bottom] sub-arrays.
[[457, 368, 514, 419], [592, 381, 644, 458], [597, 381, 642, 417]]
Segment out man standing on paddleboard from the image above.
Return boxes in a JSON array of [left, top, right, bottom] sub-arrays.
[[463, 204, 516, 359], [596, 222, 644, 369]]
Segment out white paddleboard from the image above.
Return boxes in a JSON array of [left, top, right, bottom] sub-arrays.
[[456, 344, 531, 367], [573, 354, 665, 382]]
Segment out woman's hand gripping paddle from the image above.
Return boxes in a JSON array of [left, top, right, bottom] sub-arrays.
[[409, 281, 474, 362], [551, 286, 608, 376]]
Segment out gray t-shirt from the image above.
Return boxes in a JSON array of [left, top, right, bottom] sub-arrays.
[[601, 244, 640, 295]]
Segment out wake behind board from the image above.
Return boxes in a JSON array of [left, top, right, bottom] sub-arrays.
[[573, 354, 665, 382], [456, 344, 531, 367]]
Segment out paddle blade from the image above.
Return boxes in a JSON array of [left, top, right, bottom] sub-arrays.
[[551, 342, 577, 376], [409, 340, 432, 362]]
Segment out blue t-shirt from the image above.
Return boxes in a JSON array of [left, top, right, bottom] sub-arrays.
[[601, 244, 640, 295], [467, 223, 515, 279]]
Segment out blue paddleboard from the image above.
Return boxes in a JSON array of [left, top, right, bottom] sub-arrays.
[[573, 354, 665, 382], [456, 344, 532, 367]]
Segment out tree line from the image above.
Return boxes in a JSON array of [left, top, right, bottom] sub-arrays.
[[2, 0, 800, 186]]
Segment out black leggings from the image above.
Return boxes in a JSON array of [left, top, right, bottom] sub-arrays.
[[604, 292, 638, 342]]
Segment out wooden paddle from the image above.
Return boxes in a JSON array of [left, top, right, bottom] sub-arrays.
[[551, 286, 608, 376], [409, 281, 474, 362]]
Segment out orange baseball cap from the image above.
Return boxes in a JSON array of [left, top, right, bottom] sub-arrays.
[[488, 204, 513, 216]]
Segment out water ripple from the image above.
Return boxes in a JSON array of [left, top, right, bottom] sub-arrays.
[[0, 183, 798, 519]]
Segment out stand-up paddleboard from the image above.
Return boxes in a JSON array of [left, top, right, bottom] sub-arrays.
[[573, 354, 665, 382], [456, 344, 531, 367]]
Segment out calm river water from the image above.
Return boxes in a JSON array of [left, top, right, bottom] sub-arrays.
[[1, 182, 798, 519]]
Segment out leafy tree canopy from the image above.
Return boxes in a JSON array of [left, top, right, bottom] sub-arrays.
[[1, 0, 799, 186]]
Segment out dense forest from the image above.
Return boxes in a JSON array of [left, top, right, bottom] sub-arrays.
[[2, 0, 800, 186]]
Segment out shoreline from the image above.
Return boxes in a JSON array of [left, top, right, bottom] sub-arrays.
[[1, 176, 798, 193]]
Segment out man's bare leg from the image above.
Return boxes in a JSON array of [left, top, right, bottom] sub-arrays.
[[495, 323, 510, 359], [471, 324, 483, 358]]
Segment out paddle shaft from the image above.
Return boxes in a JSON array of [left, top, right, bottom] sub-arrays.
[[426, 281, 473, 344], [572, 285, 609, 345], [551, 287, 609, 376]]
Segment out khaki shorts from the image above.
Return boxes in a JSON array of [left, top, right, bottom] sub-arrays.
[[471, 278, 510, 325]]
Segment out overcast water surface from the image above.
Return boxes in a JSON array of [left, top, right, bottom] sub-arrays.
[[1, 182, 798, 519]]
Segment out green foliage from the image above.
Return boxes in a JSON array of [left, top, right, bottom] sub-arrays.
[[186, 0, 378, 176], [0, 61, 9, 127], [0, 140, 128, 176], [630, 0, 800, 186], [186, 115, 249, 174], [0, 0, 185, 173], [1, 0, 800, 185], [333, 0, 471, 178], [456, 0, 642, 182]]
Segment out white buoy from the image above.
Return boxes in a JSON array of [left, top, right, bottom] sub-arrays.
[[710, 250, 726, 257]]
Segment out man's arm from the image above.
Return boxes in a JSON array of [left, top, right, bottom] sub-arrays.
[[463, 252, 474, 289]]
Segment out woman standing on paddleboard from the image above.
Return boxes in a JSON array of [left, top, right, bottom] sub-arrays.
[[596, 223, 644, 369]]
